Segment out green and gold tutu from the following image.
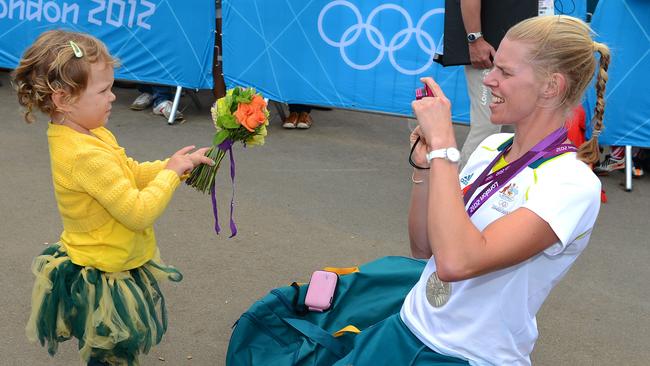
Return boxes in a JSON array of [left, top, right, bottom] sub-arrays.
[[25, 243, 182, 366]]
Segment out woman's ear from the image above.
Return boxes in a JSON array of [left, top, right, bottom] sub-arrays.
[[51, 89, 72, 112], [543, 73, 566, 99]]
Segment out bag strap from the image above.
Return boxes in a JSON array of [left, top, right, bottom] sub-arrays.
[[282, 318, 349, 358], [290, 282, 309, 315]]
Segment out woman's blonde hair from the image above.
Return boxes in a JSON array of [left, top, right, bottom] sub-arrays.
[[506, 15, 610, 165], [12, 30, 118, 123]]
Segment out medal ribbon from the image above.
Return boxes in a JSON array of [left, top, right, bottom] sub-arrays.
[[463, 128, 576, 217]]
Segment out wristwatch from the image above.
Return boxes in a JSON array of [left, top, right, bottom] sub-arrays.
[[426, 147, 461, 164], [467, 31, 483, 43]]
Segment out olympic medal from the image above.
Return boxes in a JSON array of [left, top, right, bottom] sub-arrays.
[[426, 271, 451, 307]]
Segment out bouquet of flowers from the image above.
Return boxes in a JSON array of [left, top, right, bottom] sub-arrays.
[[185, 86, 269, 236]]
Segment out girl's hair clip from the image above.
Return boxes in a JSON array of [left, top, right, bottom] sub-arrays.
[[69, 41, 83, 58]]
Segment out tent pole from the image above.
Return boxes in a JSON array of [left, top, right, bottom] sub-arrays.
[[625, 145, 632, 191], [168, 86, 182, 125]]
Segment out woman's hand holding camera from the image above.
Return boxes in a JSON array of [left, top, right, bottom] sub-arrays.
[[412, 77, 456, 151], [410, 126, 430, 169]]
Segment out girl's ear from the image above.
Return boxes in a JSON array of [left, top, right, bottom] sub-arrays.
[[51, 89, 72, 112]]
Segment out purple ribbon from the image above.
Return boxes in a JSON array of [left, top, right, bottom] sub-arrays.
[[463, 128, 577, 217], [211, 139, 238, 237]]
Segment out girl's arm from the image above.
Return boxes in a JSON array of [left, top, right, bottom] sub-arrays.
[[73, 147, 180, 232], [125, 158, 169, 189]]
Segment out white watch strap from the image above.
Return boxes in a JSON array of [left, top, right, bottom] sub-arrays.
[[426, 147, 460, 163], [426, 149, 446, 162]]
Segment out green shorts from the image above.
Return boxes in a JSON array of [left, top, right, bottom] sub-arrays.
[[334, 314, 469, 366]]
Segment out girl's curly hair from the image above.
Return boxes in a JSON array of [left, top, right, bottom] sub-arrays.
[[12, 30, 118, 123]]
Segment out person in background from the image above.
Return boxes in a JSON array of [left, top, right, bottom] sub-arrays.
[[458, 0, 537, 167], [568, 105, 645, 178], [594, 146, 645, 178], [282, 104, 313, 129], [130, 84, 184, 122]]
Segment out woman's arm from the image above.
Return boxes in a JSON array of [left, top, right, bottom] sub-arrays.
[[414, 77, 560, 282], [407, 127, 434, 258], [408, 168, 432, 258], [426, 159, 559, 281]]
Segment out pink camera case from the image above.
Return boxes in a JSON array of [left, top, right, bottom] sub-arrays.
[[305, 270, 338, 312], [415, 84, 435, 100]]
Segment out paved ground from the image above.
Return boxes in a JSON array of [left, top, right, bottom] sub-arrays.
[[0, 70, 648, 365]]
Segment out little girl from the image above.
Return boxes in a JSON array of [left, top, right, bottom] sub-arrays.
[[14, 30, 214, 365]]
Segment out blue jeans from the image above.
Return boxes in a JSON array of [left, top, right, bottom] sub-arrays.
[[138, 84, 174, 107], [87, 358, 110, 366], [288, 104, 312, 113]]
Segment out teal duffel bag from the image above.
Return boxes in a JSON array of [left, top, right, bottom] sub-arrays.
[[226, 256, 426, 366]]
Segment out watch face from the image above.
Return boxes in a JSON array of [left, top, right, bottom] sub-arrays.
[[467, 32, 482, 43], [447, 148, 461, 163]]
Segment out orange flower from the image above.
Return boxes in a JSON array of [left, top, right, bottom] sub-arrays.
[[234, 95, 267, 132]]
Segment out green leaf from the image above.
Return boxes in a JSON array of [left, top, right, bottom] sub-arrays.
[[214, 114, 223, 129], [242, 88, 255, 101], [213, 130, 230, 146], [224, 93, 234, 111], [218, 114, 240, 129], [233, 96, 248, 105]]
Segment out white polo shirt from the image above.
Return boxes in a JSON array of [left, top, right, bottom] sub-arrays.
[[401, 134, 601, 366]]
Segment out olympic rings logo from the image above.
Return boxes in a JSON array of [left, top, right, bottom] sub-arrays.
[[318, 1, 444, 75]]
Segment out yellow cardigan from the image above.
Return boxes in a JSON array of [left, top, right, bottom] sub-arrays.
[[47, 124, 180, 272]]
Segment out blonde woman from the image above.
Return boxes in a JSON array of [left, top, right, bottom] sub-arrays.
[[334, 15, 610, 366]]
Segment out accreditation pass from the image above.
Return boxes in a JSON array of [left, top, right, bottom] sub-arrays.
[[539, 0, 555, 16]]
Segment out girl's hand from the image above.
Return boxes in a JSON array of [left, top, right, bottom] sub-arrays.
[[186, 146, 213, 167], [410, 126, 430, 168], [411, 77, 456, 150], [166, 146, 214, 177]]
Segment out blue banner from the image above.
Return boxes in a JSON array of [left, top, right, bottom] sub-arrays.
[[585, 0, 650, 147], [0, 0, 215, 89], [558, 0, 587, 20], [222, 0, 468, 121], [222, 0, 584, 121]]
